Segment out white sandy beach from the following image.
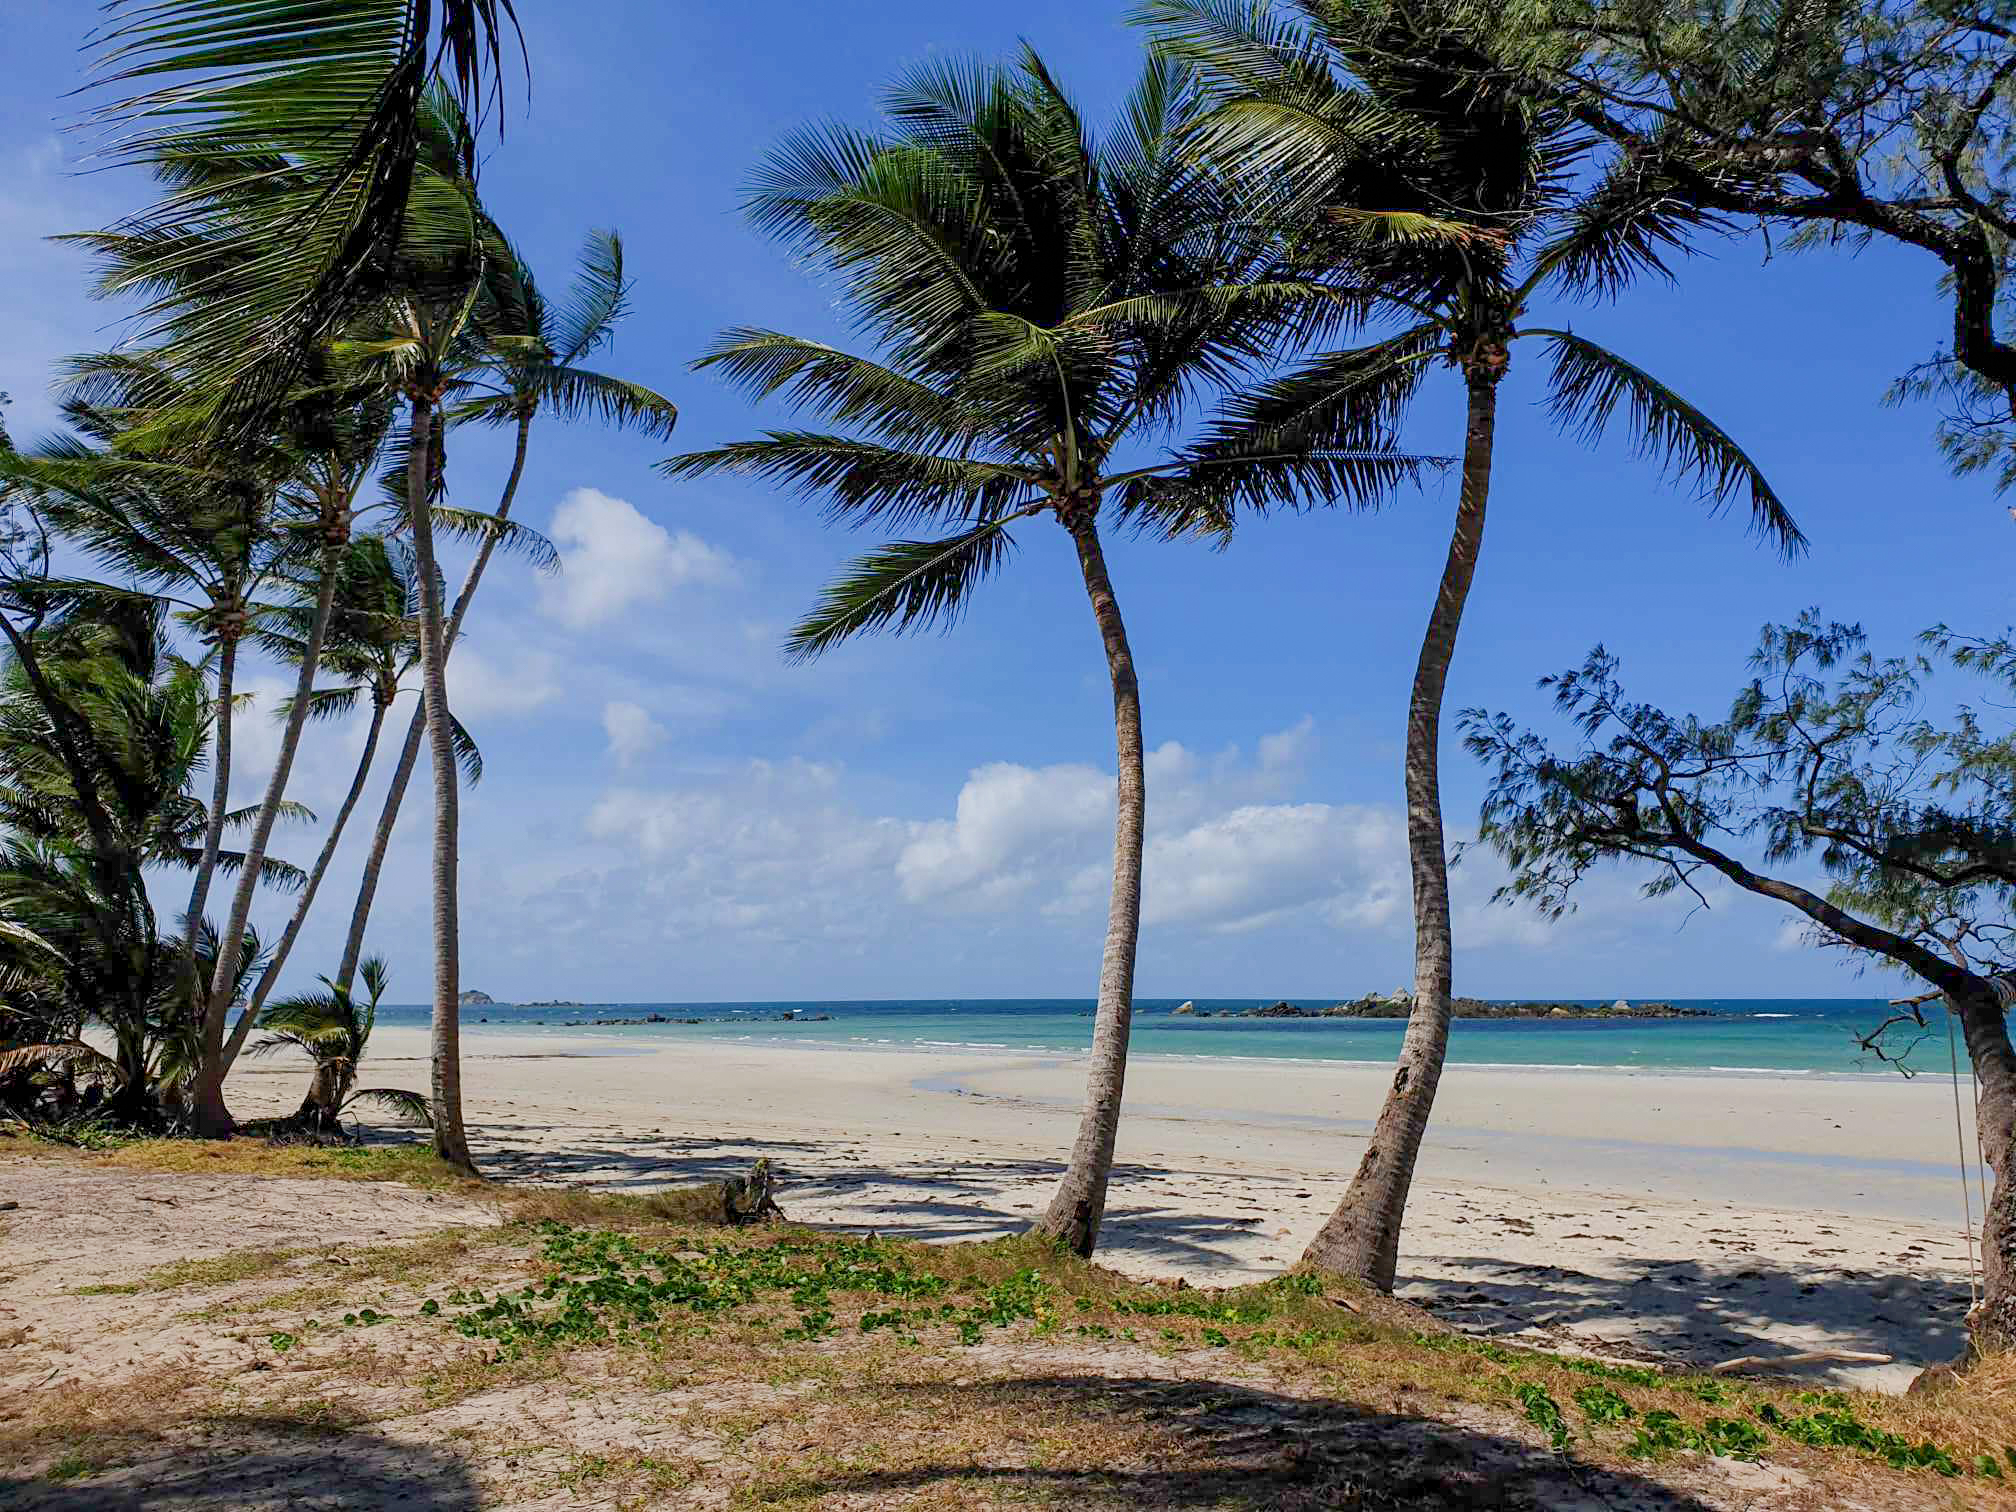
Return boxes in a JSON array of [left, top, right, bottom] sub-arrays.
[[227, 1027, 1985, 1391]]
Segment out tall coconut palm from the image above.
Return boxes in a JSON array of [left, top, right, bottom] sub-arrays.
[[0, 419, 284, 982], [81, 0, 525, 437], [1144, 0, 1804, 1287], [666, 49, 1430, 1257], [346, 268, 490, 1174], [221, 536, 480, 1072], [0, 594, 289, 1121], [332, 229, 677, 992]]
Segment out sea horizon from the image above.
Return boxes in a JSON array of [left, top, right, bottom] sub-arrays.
[[374, 996, 1946, 1078]]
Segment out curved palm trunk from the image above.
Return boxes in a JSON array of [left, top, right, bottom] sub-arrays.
[[220, 696, 390, 1072], [190, 555, 343, 1137], [296, 1059, 344, 1132], [335, 411, 531, 993], [404, 393, 476, 1173], [1301, 371, 1500, 1288], [1034, 511, 1145, 1258], [182, 634, 237, 953]]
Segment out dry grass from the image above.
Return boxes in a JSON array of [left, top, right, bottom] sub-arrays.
[[13, 1156, 2016, 1509]]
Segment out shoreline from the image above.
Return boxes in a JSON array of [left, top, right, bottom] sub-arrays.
[[436, 1014, 1926, 1082], [224, 1028, 1980, 1391]]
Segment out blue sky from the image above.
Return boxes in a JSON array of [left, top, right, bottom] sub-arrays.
[[1, 1, 2005, 1002]]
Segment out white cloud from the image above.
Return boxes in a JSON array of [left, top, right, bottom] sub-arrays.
[[891, 721, 1407, 932], [446, 647, 561, 719], [897, 761, 1112, 904], [537, 487, 736, 630], [603, 700, 667, 767], [1144, 801, 1402, 932]]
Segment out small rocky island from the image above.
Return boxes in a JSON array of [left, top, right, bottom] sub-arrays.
[[458, 989, 494, 1007], [1174, 994, 1711, 1020]]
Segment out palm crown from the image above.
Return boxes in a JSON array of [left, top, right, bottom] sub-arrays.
[[665, 47, 1433, 656], [1143, 0, 1804, 552]]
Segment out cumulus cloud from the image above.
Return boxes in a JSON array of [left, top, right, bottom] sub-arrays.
[[446, 647, 561, 719], [489, 712, 1789, 995], [1144, 802, 1403, 932], [891, 721, 1405, 932], [603, 700, 668, 767], [896, 761, 1112, 904], [537, 488, 735, 630]]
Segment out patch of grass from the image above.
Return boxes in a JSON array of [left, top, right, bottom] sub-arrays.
[[503, 1182, 733, 1229], [69, 1282, 143, 1297], [136, 1247, 303, 1291], [87, 1138, 479, 1188], [551, 1448, 695, 1503], [43, 1451, 97, 1482], [1759, 1397, 1964, 1476]]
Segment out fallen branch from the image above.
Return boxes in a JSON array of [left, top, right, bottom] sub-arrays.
[[1711, 1348, 1893, 1375]]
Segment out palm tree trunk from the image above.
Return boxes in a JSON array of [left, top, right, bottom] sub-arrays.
[[1034, 509, 1145, 1258], [183, 634, 237, 953], [404, 393, 476, 1173], [335, 410, 531, 993], [1301, 369, 1500, 1288], [189, 555, 343, 1137], [219, 696, 390, 1072], [297, 1059, 342, 1132]]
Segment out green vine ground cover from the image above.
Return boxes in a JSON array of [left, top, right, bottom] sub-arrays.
[[376, 1221, 2015, 1487]]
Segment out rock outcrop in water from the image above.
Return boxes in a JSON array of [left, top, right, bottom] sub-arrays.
[[458, 990, 494, 1007], [1238, 996, 1709, 1020]]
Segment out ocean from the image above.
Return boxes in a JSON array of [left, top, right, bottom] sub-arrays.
[[372, 997, 1959, 1078]]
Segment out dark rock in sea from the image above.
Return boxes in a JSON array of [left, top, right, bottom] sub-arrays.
[[1306, 994, 1711, 1021], [1247, 1000, 1305, 1018]]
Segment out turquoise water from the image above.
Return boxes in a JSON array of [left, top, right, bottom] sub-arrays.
[[373, 998, 1953, 1077]]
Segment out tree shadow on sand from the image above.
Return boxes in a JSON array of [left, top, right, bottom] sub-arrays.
[[1404, 1253, 1968, 1383], [470, 1126, 1270, 1269], [784, 1374, 1721, 1510], [0, 1419, 481, 1511]]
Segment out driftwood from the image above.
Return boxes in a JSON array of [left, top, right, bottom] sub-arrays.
[[722, 1157, 784, 1225], [1710, 1348, 1893, 1375]]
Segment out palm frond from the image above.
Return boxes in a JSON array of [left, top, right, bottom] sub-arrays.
[[550, 228, 630, 363], [661, 435, 1037, 531], [1538, 331, 1803, 555], [342, 1085, 430, 1123], [420, 507, 559, 573], [521, 365, 677, 441], [693, 329, 988, 450], [448, 712, 483, 785], [0, 1040, 124, 1082], [786, 515, 1028, 662], [83, 1, 524, 433]]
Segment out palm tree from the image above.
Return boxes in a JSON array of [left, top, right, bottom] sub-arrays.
[[331, 229, 676, 992], [0, 594, 286, 1122], [220, 536, 481, 1074], [247, 957, 425, 1133], [1144, 0, 1803, 1288], [348, 268, 490, 1175], [2, 422, 275, 961], [666, 49, 1429, 1257], [81, 1, 526, 437]]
